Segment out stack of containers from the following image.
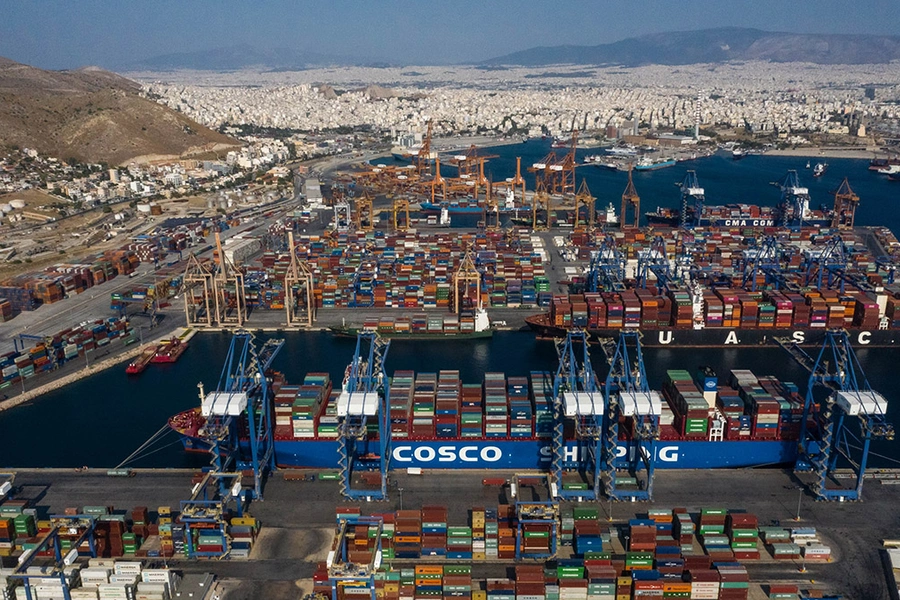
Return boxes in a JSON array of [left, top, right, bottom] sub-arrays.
[[531, 371, 555, 439], [727, 513, 760, 560], [436, 370, 461, 439], [557, 563, 587, 600], [484, 373, 508, 438], [703, 291, 724, 327], [698, 509, 729, 560], [487, 579, 516, 600], [520, 521, 553, 557], [559, 510, 574, 547], [584, 558, 617, 600], [471, 507, 486, 560], [668, 288, 692, 327], [716, 564, 750, 600], [394, 510, 421, 559], [663, 371, 709, 439], [0, 517, 14, 557], [412, 373, 437, 438], [716, 388, 747, 440], [514, 565, 546, 600], [484, 508, 499, 560], [460, 384, 483, 437], [672, 510, 695, 554], [498, 506, 516, 560], [572, 508, 604, 556], [292, 375, 330, 439], [508, 376, 532, 438], [685, 569, 719, 600], [389, 371, 414, 439], [447, 525, 473, 559], [627, 520, 656, 558], [421, 505, 448, 557], [647, 508, 674, 549], [273, 383, 298, 439], [551, 296, 572, 327], [443, 565, 472, 599], [622, 291, 642, 329], [317, 392, 340, 438], [415, 565, 442, 599], [230, 516, 258, 558]]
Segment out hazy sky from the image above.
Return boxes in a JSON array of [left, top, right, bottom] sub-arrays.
[[2, 0, 898, 69]]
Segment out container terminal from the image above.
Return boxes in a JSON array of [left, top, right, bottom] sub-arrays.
[[1, 141, 899, 599]]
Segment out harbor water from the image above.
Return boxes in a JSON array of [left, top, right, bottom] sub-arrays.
[[1, 144, 899, 469], [1, 330, 898, 470]]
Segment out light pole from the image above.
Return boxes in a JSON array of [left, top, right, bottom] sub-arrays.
[[397, 487, 404, 511], [608, 497, 613, 523], [795, 487, 803, 522]]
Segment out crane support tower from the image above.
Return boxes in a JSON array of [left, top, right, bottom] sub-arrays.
[[574, 179, 595, 230], [198, 330, 284, 500], [285, 231, 315, 327], [777, 330, 893, 501], [213, 231, 247, 327], [587, 235, 626, 293], [182, 253, 216, 328], [636, 236, 674, 291], [778, 170, 812, 228], [741, 236, 792, 292], [552, 330, 605, 500], [620, 165, 641, 228], [337, 332, 392, 500], [832, 177, 860, 229], [803, 236, 849, 293], [679, 171, 705, 229], [601, 331, 661, 501]]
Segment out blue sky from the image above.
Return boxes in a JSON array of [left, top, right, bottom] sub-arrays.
[[2, 0, 897, 69]]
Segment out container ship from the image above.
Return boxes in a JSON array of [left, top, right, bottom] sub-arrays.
[[644, 204, 831, 228], [525, 288, 898, 347], [169, 366, 814, 470], [330, 310, 493, 340]]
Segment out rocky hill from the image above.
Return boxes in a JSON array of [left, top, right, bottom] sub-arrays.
[[0, 57, 237, 165]]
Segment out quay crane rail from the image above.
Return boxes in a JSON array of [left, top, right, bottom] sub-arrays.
[[776, 329, 893, 501], [599, 331, 661, 501], [337, 332, 391, 500], [552, 330, 604, 500]]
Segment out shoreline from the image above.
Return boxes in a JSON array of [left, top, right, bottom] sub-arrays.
[[761, 147, 883, 160]]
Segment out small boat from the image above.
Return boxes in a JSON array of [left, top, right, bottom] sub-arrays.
[[813, 162, 828, 177], [732, 148, 745, 160], [151, 337, 188, 363], [125, 346, 156, 375], [805, 160, 811, 169]]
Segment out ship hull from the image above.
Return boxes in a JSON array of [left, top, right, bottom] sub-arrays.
[[329, 326, 493, 340], [178, 436, 800, 470], [525, 315, 898, 348]]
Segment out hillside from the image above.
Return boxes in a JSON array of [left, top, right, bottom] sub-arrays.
[[483, 27, 900, 66], [0, 57, 238, 165]]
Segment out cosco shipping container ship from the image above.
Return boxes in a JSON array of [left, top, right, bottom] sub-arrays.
[[169, 367, 815, 470]]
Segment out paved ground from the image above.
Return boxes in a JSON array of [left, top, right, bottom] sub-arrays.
[[2, 467, 896, 598]]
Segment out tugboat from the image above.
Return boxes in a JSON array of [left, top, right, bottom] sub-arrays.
[[813, 162, 828, 178]]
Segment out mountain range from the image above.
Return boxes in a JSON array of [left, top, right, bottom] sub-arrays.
[[0, 57, 236, 165], [113, 28, 900, 70], [482, 27, 900, 66]]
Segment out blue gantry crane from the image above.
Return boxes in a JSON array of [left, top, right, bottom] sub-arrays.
[[197, 330, 284, 501], [601, 331, 662, 501], [348, 249, 379, 308], [586, 235, 626, 293], [551, 330, 605, 500], [679, 171, 705, 229], [636, 236, 675, 291], [778, 329, 893, 501], [337, 332, 391, 500], [180, 471, 245, 558], [803, 236, 850, 293], [741, 236, 794, 292], [7, 515, 97, 600], [778, 170, 811, 228]]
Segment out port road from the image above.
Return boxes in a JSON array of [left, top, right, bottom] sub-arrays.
[[3, 467, 895, 598]]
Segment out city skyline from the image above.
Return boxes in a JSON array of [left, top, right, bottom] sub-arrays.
[[1, 0, 899, 70]]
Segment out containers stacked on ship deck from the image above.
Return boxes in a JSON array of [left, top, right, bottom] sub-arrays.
[[484, 373, 509, 438], [390, 371, 414, 439], [437, 371, 461, 439], [412, 373, 437, 438]]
